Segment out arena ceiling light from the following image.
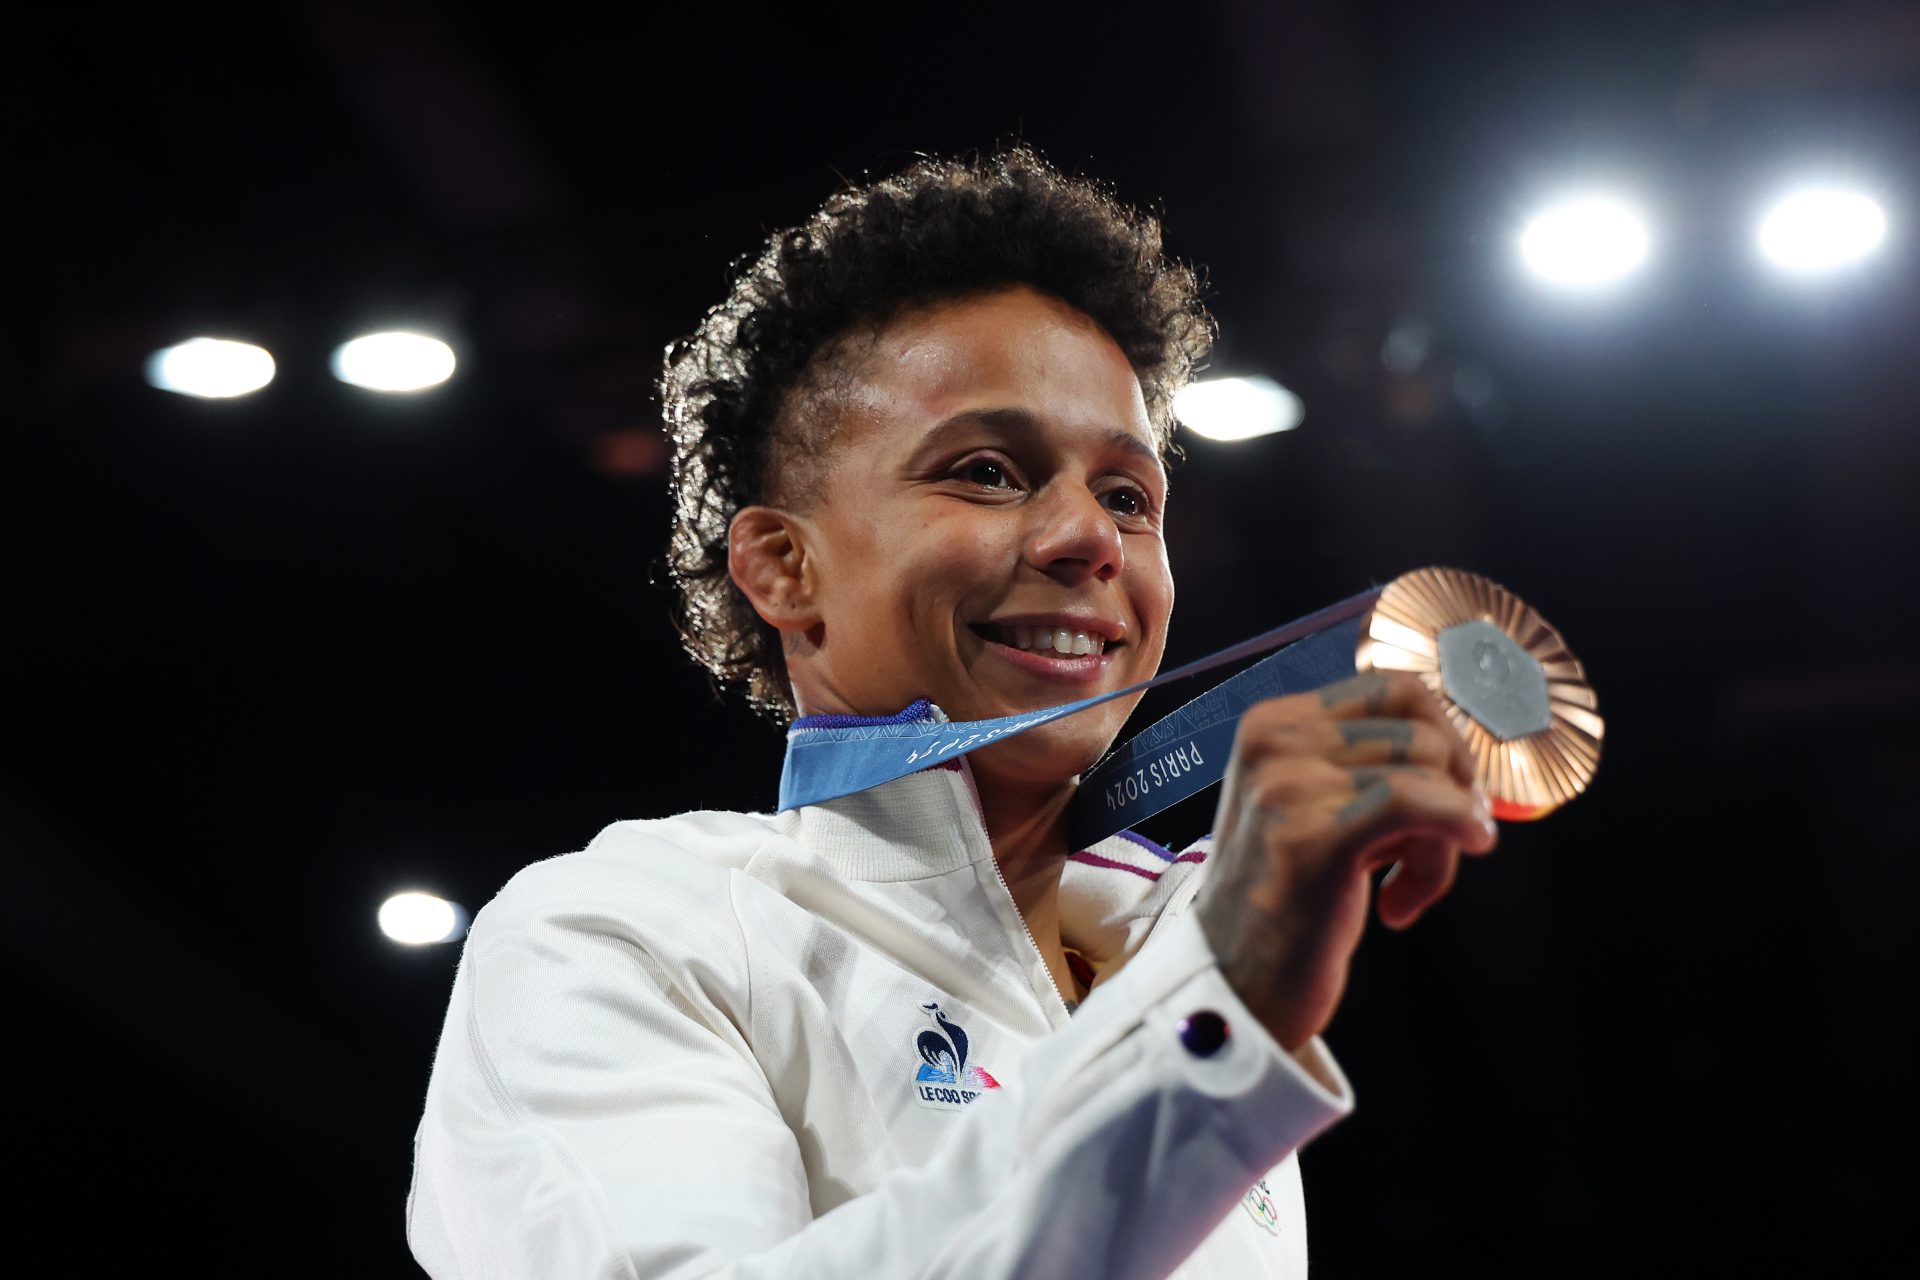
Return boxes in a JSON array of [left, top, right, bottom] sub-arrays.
[[1173, 375, 1304, 442], [1757, 187, 1887, 275], [145, 337, 276, 399], [1517, 195, 1653, 288], [378, 891, 468, 946], [331, 331, 458, 393]]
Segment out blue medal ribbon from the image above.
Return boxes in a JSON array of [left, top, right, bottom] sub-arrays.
[[778, 587, 1385, 843]]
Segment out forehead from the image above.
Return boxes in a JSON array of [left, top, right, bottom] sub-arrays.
[[826, 284, 1157, 456]]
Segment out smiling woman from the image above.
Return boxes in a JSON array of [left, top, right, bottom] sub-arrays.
[[409, 147, 1498, 1280], [659, 146, 1211, 724], [728, 285, 1173, 795]]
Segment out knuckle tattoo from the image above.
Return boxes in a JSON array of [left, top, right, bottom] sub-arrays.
[[1318, 671, 1390, 715], [1337, 779, 1392, 824], [1337, 718, 1415, 765]]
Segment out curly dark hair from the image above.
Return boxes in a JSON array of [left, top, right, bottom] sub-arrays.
[[659, 145, 1214, 723]]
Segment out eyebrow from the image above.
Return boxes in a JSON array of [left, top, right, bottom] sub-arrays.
[[922, 406, 1162, 466]]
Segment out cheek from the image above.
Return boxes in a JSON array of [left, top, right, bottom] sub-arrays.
[[911, 514, 1017, 590], [1135, 549, 1175, 640], [838, 512, 1004, 626]]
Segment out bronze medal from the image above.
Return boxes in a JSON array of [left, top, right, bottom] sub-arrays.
[[1356, 567, 1602, 820]]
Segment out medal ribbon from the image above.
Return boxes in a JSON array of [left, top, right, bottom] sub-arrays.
[[778, 587, 1384, 845]]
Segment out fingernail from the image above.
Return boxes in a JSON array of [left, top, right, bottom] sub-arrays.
[[1471, 782, 1491, 822]]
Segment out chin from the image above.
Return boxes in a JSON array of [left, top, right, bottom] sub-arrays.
[[969, 718, 1118, 789]]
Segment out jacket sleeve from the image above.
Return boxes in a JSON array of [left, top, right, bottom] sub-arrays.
[[407, 860, 1353, 1280]]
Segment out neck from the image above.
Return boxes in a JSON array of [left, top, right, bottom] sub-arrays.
[[971, 765, 1078, 956], [786, 678, 1083, 977]]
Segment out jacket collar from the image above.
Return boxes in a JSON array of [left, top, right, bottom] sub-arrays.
[[780, 700, 1207, 982]]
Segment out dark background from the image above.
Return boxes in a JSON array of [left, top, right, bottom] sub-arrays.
[[7, 1, 1917, 1274]]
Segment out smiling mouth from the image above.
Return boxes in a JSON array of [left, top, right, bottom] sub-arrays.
[[971, 623, 1120, 658]]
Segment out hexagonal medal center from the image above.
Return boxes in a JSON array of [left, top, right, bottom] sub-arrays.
[[1438, 620, 1550, 741]]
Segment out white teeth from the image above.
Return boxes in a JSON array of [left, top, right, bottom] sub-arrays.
[[992, 624, 1107, 655]]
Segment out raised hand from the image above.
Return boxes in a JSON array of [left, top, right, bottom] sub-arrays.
[[1194, 671, 1499, 1051]]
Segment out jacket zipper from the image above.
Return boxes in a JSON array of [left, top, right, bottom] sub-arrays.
[[953, 760, 1072, 1019]]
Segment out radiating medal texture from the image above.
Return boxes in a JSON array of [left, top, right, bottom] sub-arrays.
[[1355, 568, 1601, 820]]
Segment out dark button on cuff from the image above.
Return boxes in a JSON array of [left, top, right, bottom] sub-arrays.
[[1177, 1009, 1229, 1057]]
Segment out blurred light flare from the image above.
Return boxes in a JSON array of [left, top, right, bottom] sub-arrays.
[[1518, 196, 1652, 287], [145, 338, 276, 399], [379, 891, 466, 945], [1757, 188, 1887, 274], [332, 331, 457, 392], [1380, 316, 1433, 376], [1173, 375, 1304, 442]]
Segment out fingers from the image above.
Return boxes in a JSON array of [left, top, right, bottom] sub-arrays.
[[1212, 671, 1496, 941], [1314, 670, 1442, 722], [1335, 766, 1496, 863], [1201, 675, 1501, 1048], [1333, 718, 1459, 773], [1237, 671, 1476, 788], [1375, 836, 1459, 931], [1231, 759, 1496, 864]]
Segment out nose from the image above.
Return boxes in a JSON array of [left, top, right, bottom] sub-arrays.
[[1027, 482, 1123, 585]]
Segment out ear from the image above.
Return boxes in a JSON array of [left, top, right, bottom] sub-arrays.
[[727, 505, 821, 634]]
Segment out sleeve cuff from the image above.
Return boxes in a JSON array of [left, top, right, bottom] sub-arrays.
[[1142, 909, 1353, 1105], [1055, 906, 1356, 1176]]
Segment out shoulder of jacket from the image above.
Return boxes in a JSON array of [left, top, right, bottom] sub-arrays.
[[467, 810, 787, 957], [581, 808, 785, 871]]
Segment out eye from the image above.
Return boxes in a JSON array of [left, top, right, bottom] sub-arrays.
[[1101, 484, 1150, 518], [959, 456, 1016, 490]]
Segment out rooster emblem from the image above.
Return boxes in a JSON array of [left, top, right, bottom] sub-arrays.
[[913, 1001, 1000, 1091]]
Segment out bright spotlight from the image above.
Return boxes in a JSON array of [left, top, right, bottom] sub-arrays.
[[1518, 196, 1652, 287], [331, 331, 457, 393], [1173, 375, 1304, 442], [1757, 188, 1886, 274], [145, 338, 276, 399], [378, 891, 466, 946]]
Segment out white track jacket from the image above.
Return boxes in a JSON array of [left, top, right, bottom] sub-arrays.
[[408, 739, 1356, 1279]]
